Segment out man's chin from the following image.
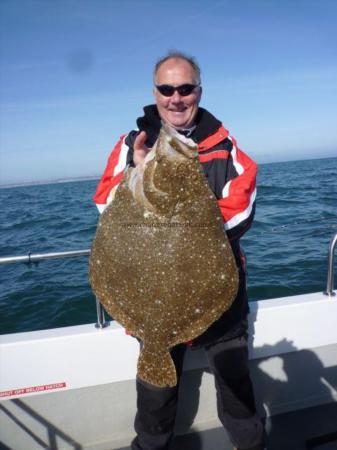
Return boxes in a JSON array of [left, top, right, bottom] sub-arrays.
[[167, 115, 192, 129]]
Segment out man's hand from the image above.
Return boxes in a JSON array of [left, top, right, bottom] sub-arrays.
[[133, 131, 151, 167]]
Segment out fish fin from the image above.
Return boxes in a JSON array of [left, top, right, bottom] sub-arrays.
[[137, 346, 177, 387]]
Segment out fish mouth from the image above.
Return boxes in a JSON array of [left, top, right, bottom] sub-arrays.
[[161, 122, 197, 159]]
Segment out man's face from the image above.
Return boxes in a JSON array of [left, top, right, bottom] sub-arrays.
[[154, 58, 202, 129]]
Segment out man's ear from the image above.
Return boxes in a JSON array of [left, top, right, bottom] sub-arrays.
[[197, 86, 203, 102]]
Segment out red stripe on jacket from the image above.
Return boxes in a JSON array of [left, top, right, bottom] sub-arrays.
[[198, 126, 229, 152], [198, 150, 229, 163], [93, 135, 127, 205], [218, 143, 257, 223]]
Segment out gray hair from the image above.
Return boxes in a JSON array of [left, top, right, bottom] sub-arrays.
[[153, 51, 201, 85]]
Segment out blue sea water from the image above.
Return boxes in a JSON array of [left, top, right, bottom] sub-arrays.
[[1, 157, 336, 335]]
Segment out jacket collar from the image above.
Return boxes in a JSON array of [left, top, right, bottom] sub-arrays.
[[136, 105, 224, 149]]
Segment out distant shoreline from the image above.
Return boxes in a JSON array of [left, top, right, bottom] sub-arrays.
[[0, 175, 100, 190], [1, 155, 336, 189]]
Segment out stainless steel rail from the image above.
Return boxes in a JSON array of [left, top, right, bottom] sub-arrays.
[[1, 230, 336, 331], [324, 231, 337, 297], [0, 249, 90, 265], [0, 249, 110, 329]]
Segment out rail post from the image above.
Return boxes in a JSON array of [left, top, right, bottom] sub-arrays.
[[95, 297, 110, 328], [324, 231, 337, 297]]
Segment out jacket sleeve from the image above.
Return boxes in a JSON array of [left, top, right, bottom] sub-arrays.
[[217, 136, 257, 241], [93, 134, 131, 213]]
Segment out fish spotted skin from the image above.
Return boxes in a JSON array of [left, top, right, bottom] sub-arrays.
[[89, 124, 238, 387]]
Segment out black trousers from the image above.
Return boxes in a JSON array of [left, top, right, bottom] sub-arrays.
[[131, 335, 264, 450]]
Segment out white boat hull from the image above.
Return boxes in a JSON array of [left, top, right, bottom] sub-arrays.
[[1, 292, 337, 449]]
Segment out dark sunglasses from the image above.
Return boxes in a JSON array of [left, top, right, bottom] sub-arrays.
[[155, 83, 200, 97]]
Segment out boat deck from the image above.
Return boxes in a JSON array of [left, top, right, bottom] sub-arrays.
[[115, 401, 337, 450]]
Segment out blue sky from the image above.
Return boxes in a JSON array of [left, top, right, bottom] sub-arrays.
[[1, 0, 336, 184]]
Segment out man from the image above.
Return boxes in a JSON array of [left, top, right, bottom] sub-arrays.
[[94, 52, 265, 450]]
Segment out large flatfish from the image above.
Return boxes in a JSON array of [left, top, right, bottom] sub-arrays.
[[89, 123, 238, 387]]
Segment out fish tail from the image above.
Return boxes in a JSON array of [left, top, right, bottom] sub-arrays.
[[137, 346, 177, 387]]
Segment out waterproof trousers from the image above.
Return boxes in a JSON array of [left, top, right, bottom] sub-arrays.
[[131, 335, 264, 450]]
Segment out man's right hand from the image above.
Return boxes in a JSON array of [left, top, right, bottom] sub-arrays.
[[133, 131, 151, 167]]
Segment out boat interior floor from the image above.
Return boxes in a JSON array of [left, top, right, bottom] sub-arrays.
[[114, 401, 337, 450]]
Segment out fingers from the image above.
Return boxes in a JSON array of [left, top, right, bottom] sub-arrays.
[[133, 131, 150, 167], [134, 131, 148, 152]]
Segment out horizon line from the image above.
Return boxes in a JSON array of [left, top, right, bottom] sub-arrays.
[[1, 154, 336, 189]]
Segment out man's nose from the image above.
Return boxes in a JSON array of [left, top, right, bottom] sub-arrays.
[[170, 90, 183, 103]]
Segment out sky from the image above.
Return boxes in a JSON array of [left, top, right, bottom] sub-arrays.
[[0, 0, 336, 185]]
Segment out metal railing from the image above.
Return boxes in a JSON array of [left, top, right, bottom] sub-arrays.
[[324, 231, 337, 297], [0, 249, 90, 265], [0, 249, 110, 329], [0, 230, 336, 330]]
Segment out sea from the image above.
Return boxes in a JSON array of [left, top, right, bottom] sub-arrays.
[[1, 157, 336, 335]]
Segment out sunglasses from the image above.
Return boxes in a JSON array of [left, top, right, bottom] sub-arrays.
[[155, 83, 200, 97]]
